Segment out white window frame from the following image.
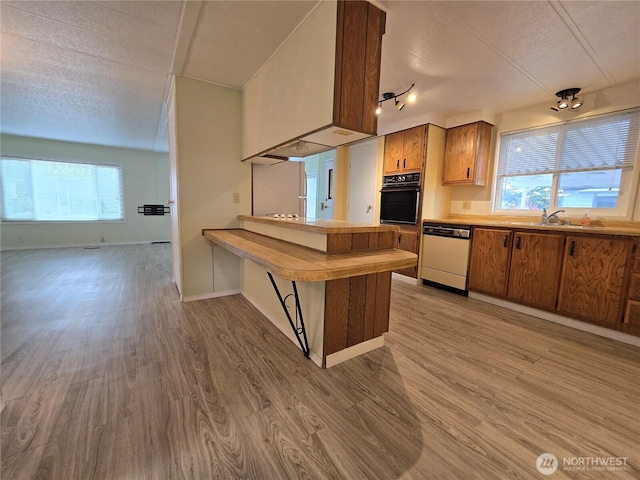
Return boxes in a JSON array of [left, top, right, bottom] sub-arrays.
[[493, 108, 640, 219], [0, 157, 125, 223]]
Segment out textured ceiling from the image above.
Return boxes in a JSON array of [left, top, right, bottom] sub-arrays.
[[1, 1, 639, 152]]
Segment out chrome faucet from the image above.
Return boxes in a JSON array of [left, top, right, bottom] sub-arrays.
[[541, 208, 565, 224]]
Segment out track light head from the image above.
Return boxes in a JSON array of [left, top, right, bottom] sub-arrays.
[[395, 99, 405, 111], [571, 96, 582, 109], [375, 104, 382, 115]]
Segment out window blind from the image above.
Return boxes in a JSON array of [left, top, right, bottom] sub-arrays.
[[1, 158, 124, 221], [498, 108, 640, 176]]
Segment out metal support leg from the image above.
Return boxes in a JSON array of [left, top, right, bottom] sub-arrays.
[[267, 272, 310, 358]]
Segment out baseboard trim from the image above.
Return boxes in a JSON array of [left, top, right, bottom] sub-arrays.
[[182, 289, 241, 302], [325, 336, 385, 368], [0, 240, 171, 251], [469, 292, 640, 347]]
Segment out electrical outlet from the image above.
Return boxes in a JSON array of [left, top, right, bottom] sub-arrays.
[[232, 192, 240, 204], [18, 236, 24, 244], [100, 237, 105, 243], [462, 201, 472, 210]]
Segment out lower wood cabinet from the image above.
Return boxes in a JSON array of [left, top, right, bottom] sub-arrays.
[[557, 236, 633, 327], [394, 228, 419, 278], [468, 228, 512, 297], [624, 245, 640, 328], [468, 227, 637, 335], [507, 232, 564, 310]]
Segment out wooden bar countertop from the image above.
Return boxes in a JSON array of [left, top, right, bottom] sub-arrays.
[[238, 215, 401, 234], [203, 229, 417, 282]]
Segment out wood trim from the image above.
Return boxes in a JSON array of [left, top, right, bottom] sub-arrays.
[[332, 0, 344, 125], [373, 271, 392, 337], [362, 4, 385, 133], [324, 278, 350, 355], [347, 275, 367, 346]]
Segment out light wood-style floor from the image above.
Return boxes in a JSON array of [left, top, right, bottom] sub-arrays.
[[1, 244, 638, 479]]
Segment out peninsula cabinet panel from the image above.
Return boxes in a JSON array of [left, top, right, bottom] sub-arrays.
[[394, 228, 419, 277], [468, 228, 512, 298], [383, 125, 426, 174], [324, 272, 392, 357], [557, 236, 633, 327], [442, 121, 492, 186], [507, 232, 564, 310]]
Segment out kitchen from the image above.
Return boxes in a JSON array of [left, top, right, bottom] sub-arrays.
[[1, 0, 639, 478]]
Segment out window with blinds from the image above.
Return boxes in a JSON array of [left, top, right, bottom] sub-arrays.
[[0, 158, 124, 221], [495, 108, 640, 212]]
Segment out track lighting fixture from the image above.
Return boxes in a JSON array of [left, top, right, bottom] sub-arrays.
[[550, 88, 581, 112], [377, 83, 415, 115]]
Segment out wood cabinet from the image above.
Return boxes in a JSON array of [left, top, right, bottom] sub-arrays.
[[442, 121, 492, 186], [383, 125, 426, 174], [557, 236, 633, 327], [507, 232, 564, 310], [468, 228, 512, 297], [624, 243, 640, 330], [394, 228, 419, 277]]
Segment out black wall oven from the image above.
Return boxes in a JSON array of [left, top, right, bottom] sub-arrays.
[[380, 173, 420, 225]]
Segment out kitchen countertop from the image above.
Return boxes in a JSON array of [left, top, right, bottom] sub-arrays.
[[203, 229, 416, 281], [238, 215, 400, 234], [423, 217, 640, 237]]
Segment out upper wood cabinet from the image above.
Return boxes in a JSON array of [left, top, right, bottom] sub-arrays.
[[442, 121, 493, 186], [507, 232, 564, 310], [468, 228, 512, 297], [243, 1, 386, 162], [383, 125, 426, 175], [557, 236, 633, 327]]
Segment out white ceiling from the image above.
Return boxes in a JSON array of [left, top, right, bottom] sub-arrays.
[[1, 1, 639, 153]]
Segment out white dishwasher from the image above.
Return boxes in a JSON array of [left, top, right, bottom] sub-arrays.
[[420, 222, 472, 294]]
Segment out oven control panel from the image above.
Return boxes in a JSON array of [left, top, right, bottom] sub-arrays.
[[382, 172, 421, 187]]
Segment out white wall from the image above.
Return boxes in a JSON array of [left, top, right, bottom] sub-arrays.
[[0, 134, 170, 249], [173, 76, 251, 299]]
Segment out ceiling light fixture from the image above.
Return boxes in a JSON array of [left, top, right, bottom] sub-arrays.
[[550, 88, 581, 112], [377, 83, 415, 115]]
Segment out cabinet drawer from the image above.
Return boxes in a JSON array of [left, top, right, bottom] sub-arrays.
[[634, 253, 640, 273], [624, 300, 640, 325]]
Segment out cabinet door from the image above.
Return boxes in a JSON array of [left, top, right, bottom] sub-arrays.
[[507, 232, 564, 310], [443, 123, 478, 184], [401, 125, 426, 172], [383, 131, 404, 174], [395, 229, 418, 277], [557, 236, 633, 326], [468, 228, 512, 297]]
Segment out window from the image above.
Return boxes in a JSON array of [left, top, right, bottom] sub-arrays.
[[495, 108, 640, 215], [1, 158, 124, 221]]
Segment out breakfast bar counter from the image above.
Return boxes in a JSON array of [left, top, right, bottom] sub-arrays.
[[202, 229, 416, 281], [203, 216, 417, 368]]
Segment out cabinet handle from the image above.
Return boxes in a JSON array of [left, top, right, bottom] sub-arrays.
[[503, 234, 509, 247], [403, 158, 406, 169], [396, 159, 400, 169], [398, 234, 402, 244], [569, 240, 576, 256], [466, 167, 470, 178], [515, 235, 521, 249]]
